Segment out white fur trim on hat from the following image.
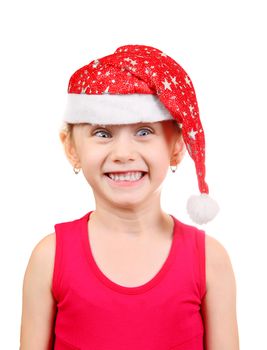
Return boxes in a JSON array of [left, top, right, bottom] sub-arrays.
[[63, 93, 174, 125]]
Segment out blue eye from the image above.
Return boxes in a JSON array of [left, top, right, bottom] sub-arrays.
[[93, 130, 111, 138], [93, 127, 153, 138], [136, 128, 153, 136]]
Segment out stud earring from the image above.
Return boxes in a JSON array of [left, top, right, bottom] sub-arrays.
[[170, 165, 177, 173], [73, 167, 81, 174]]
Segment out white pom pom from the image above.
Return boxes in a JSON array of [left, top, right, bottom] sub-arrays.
[[186, 193, 220, 225]]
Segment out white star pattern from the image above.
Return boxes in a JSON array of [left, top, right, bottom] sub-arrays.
[[102, 86, 110, 94], [185, 76, 191, 86], [92, 59, 100, 68], [189, 105, 194, 113], [171, 76, 179, 86], [188, 129, 198, 140], [162, 78, 172, 91]]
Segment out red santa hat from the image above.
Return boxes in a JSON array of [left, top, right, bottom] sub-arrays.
[[62, 44, 219, 224]]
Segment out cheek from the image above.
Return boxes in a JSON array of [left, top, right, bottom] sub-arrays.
[[79, 152, 100, 172], [77, 141, 103, 164], [149, 150, 170, 178]]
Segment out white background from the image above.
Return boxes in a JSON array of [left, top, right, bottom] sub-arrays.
[[1, 0, 266, 348]]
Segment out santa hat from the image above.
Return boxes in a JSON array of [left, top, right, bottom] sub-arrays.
[[62, 44, 219, 225]]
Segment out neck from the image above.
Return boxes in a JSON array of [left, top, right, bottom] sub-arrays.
[[89, 205, 173, 240]]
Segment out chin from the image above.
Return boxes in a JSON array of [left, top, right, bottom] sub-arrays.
[[113, 199, 144, 209]]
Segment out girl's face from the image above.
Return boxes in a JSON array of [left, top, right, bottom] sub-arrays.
[[64, 120, 185, 210]]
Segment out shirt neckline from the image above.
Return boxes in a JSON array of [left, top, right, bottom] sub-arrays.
[[81, 210, 179, 295]]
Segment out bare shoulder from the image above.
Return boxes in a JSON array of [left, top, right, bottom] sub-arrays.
[[31, 232, 56, 290], [20, 233, 57, 349], [205, 234, 234, 279], [203, 234, 240, 349], [33, 232, 55, 252], [35, 231, 56, 251]]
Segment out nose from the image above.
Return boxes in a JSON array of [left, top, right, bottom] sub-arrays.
[[110, 133, 137, 163]]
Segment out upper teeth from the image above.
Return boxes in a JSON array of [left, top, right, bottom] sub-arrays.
[[108, 172, 143, 181]]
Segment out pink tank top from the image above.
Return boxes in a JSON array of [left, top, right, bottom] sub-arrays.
[[52, 210, 206, 350]]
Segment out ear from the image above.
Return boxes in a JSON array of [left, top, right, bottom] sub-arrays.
[[59, 131, 81, 168], [170, 136, 186, 167]]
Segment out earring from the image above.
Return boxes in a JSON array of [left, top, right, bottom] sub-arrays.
[[73, 166, 81, 174], [170, 165, 177, 173]]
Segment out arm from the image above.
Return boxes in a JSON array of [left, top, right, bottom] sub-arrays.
[[20, 233, 57, 350], [202, 235, 240, 350]]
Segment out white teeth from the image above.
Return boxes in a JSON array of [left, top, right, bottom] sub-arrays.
[[108, 172, 144, 181]]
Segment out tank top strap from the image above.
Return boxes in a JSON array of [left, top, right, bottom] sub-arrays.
[[194, 226, 206, 300], [173, 218, 206, 302], [52, 211, 93, 302]]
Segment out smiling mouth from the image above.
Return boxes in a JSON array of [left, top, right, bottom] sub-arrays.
[[104, 171, 147, 181]]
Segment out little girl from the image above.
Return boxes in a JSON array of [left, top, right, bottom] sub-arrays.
[[20, 45, 239, 349]]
